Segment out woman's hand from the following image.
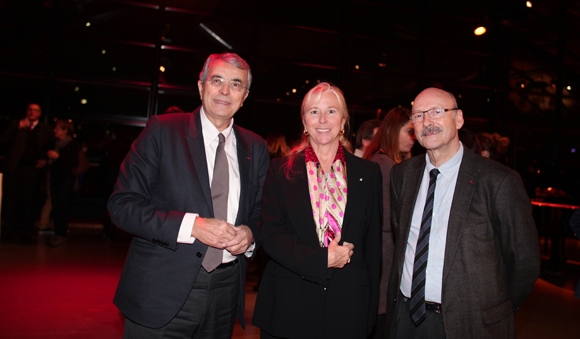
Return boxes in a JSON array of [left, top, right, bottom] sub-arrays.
[[327, 231, 354, 268]]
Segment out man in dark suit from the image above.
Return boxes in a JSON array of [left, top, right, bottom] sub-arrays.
[[107, 53, 269, 338], [385, 88, 540, 339], [0, 103, 52, 243]]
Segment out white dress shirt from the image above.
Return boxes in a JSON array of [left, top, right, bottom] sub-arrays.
[[176, 108, 245, 263], [400, 143, 464, 303]]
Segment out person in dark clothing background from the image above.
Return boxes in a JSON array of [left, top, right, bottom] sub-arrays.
[[46, 120, 79, 247], [0, 103, 53, 243]]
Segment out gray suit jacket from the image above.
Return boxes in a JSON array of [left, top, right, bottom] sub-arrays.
[[108, 109, 269, 328], [385, 148, 540, 339]]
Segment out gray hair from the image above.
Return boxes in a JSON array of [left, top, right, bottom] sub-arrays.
[[199, 53, 252, 91]]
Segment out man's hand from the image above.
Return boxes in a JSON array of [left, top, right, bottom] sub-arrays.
[[19, 118, 30, 130], [224, 225, 254, 255], [191, 217, 237, 249], [327, 232, 354, 268]]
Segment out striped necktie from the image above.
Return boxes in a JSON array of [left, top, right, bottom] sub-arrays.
[[410, 168, 440, 326]]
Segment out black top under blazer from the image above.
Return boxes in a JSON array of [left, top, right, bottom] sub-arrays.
[[108, 109, 269, 328], [253, 150, 383, 339]]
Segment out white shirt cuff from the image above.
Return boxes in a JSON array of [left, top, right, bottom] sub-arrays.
[[177, 213, 198, 244], [244, 242, 256, 257]]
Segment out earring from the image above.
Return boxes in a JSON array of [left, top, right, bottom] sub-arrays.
[[340, 129, 345, 135], [303, 129, 309, 136]]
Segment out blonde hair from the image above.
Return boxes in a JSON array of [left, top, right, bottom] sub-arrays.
[[283, 82, 352, 179]]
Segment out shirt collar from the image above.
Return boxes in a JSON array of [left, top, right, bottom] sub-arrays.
[[425, 142, 464, 177], [200, 106, 234, 144]]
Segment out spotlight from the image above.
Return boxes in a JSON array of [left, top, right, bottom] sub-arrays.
[[526, 1, 532, 8], [474, 26, 486, 35]]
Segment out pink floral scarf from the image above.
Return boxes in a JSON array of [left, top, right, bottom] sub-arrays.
[[305, 145, 348, 247]]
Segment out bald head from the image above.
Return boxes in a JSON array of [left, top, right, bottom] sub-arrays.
[[414, 88, 457, 110]]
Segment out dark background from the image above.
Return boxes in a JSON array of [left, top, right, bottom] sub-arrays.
[[1, 0, 579, 216]]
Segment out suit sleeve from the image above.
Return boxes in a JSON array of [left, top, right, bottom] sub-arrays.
[[260, 160, 330, 286], [107, 116, 184, 249], [245, 140, 270, 249], [492, 170, 540, 311]]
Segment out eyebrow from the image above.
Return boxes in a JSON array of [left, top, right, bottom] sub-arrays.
[[211, 75, 242, 83]]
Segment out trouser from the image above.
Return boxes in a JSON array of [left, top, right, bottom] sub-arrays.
[[123, 260, 240, 339]]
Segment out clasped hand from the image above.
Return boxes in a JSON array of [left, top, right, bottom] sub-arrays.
[[327, 232, 354, 268], [191, 217, 253, 255]]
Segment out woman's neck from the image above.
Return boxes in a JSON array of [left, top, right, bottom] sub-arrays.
[[311, 141, 340, 173]]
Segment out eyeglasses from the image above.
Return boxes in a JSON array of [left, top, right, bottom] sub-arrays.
[[207, 77, 246, 92], [410, 107, 458, 123]]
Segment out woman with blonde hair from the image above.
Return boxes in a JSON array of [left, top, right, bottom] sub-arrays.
[[253, 82, 382, 338], [363, 107, 416, 338]]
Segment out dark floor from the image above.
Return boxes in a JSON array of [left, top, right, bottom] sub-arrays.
[[0, 223, 579, 339]]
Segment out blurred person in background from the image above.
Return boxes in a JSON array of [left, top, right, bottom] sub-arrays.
[[0, 103, 52, 243], [46, 120, 80, 247], [363, 107, 416, 338], [354, 119, 380, 157], [478, 132, 509, 161], [458, 128, 482, 154], [266, 132, 290, 160]]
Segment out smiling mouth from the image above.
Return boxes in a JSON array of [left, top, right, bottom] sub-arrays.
[[316, 129, 331, 132], [214, 99, 230, 105]]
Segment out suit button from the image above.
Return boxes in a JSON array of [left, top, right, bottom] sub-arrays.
[[323, 287, 326, 291], [393, 298, 397, 302], [196, 252, 202, 258]]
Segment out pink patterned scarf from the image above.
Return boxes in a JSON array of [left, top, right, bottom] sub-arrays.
[[305, 145, 348, 247]]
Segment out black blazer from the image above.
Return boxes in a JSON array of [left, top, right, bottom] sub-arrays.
[[253, 150, 382, 339], [0, 120, 52, 172], [385, 148, 540, 339], [107, 108, 269, 328]]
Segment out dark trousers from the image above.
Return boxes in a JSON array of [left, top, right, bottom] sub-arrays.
[[123, 261, 240, 339], [391, 291, 446, 339], [50, 174, 75, 237], [1, 166, 40, 240]]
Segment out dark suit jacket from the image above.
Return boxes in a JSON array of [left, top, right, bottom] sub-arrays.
[[385, 148, 540, 339], [253, 150, 382, 339], [107, 109, 269, 328], [0, 120, 52, 172]]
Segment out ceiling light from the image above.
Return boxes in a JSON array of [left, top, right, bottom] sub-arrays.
[[526, 1, 532, 8], [86, 22, 91, 27], [292, 89, 296, 93], [81, 99, 87, 104], [567, 85, 571, 90], [474, 26, 486, 35], [159, 66, 165, 72], [101, 49, 106, 54]]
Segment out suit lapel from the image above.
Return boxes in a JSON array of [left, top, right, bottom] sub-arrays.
[[233, 125, 250, 226], [396, 156, 426, 278], [285, 152, 322, 248], [186, 109, 213, 213], [443, 149, 480, 283], [341, 151, 363, 238]]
